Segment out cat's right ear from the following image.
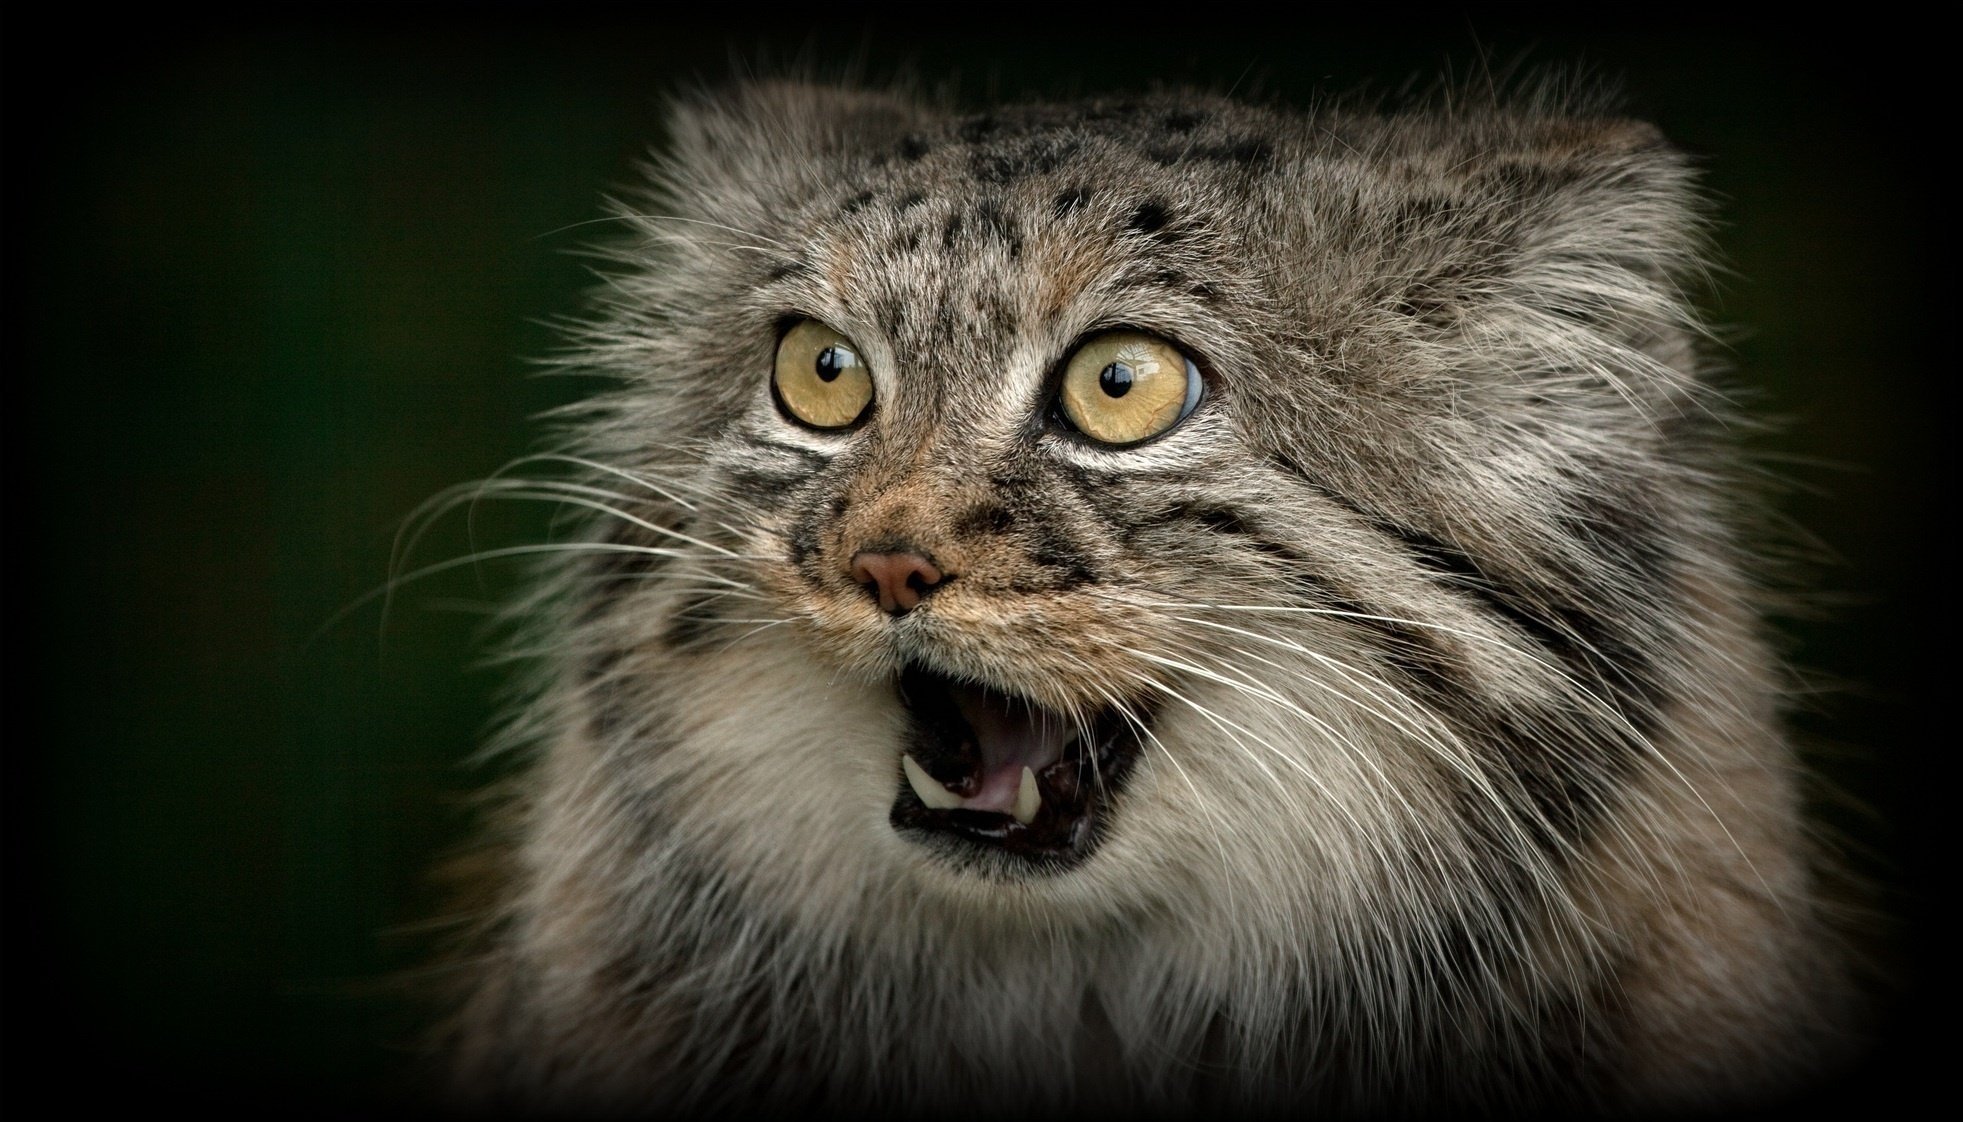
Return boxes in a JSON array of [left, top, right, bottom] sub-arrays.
[[651, 83, 930, 226]]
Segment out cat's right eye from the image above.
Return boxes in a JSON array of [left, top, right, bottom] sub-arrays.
[[773, 319, 874, 430]]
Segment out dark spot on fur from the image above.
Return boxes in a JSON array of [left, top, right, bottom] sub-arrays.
[[973, 136, 1087, 184], [896, 191, 926, 211], [1567, 304, 1616, 330], [957, 115, 999, 143], [1392, 257, 1492, 323], [586, 681, 631, 743], [841, 190, 875, 214], [941, 212, 964, 249], [584, 666, 690, 752], [1153, 269, 1187, 289], [1189, 282, 1219, 301], [1374, 628, 1474, 699], [764, 259, 808, 282], [1245, 537, 1344, 601], [974, 287, 1015, 332], [972, 199, 1021, 256], [897, 134, 932, 161], [1394, 525, 1485, 584], [871, 293, 906, 336], [898, 228, 922, 252], [1128, 201, 1171, 235], [1191, 516, 1471, 689], [1366, 601, 1640, 859], [1053, 186, 1092, 217], [1160, 109, 1205, 132], [953, 504, 1016, 536], [1415, 678, 1639, 865]]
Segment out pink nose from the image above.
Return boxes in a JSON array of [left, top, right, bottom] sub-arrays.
[[850, 551, 946, 615]]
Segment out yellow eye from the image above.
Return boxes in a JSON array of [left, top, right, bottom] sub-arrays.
[[773, 319, 873, 429], [1057, 331, 1201, 446]]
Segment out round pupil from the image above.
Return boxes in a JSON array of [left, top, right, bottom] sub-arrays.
[[814, 345, 853, 383], [1098, 362, 1135, 398]]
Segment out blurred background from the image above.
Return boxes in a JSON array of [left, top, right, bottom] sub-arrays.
[[4, 11, 1937, 1111]]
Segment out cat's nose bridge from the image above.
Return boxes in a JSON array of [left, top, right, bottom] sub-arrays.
[[834, 460, 975, 612], [837, 477, 958, 560]]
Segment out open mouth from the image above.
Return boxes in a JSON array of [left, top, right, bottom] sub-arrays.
[[888, 664, 1146, 871]]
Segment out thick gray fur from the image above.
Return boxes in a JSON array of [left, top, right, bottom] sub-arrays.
[[435, 82, 1855, 1116]]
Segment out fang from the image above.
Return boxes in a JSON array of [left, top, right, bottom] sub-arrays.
[[1013, 766, 1040, 825], [902, 754, 965, 810]]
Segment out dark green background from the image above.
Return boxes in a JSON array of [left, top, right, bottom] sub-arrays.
[[4, 12, 1938, 1110]]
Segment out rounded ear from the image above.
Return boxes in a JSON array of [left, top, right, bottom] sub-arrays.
[[652, 82, 931, 224], [1501, 116, 1713, 381], [1356, 110, 1714, 403]]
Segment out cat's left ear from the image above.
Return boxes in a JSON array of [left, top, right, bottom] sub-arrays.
[[1355, 112, 1716, 404], [1515, 116, 1714, 387]]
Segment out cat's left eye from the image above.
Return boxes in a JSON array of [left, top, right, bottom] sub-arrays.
[[1056, 331, 1202, 447], [773, 319, 874, 430]]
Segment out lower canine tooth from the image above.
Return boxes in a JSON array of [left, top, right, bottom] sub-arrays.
[[902, 754, 965, 810], [1013, 766, 1040, 825]]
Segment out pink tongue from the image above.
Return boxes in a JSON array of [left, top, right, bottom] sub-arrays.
[[949, 685, 1069, 814]]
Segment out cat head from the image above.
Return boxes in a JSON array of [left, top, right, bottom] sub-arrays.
[[546, 82, 1730, 927]]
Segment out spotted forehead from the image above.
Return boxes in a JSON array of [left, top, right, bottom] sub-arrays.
[[764, 107, 1274, 414]]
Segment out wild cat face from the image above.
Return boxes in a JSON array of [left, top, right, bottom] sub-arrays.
[[566, 85, 1714, 900], [688, 208, 1268, 876], [642, 103, 1381, 884], [751, 313, 1228, 870]]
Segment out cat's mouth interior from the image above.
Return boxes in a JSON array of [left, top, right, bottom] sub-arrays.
[[888, 664, 1144, 869]]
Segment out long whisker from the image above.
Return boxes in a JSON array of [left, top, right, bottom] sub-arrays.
[[319, 542, 736, 650], [1108, 657, 1399, 875], [601, 207, 795, 252], [1164, 615, 1581, 874], [1112, 589, 1766, 922], [486, 452, 706, 512]]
